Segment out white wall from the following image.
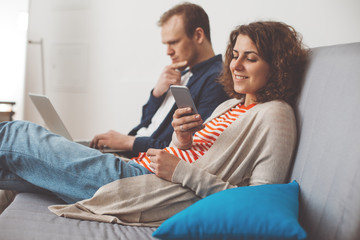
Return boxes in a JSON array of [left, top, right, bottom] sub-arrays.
[[0, 0, 28, 120], [24, 0, 360, 140]]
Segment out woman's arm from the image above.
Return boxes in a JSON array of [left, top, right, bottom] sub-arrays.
[[159, 101, 297, 199], [172, 160, 237, 198], [146, 149, 238, 197]]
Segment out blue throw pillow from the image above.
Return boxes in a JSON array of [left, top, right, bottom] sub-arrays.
[[152, 181, 306, 240]]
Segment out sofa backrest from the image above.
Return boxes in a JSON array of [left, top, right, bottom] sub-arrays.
[[290, 42, 360, 240]]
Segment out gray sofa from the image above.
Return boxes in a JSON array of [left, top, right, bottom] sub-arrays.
[[0, 42, 359, 240]]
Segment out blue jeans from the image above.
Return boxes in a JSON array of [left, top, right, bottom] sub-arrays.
[[0, 121, 152, 203]]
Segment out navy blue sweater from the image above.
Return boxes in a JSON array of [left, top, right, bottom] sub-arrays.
[[128, 54, 229, 157]]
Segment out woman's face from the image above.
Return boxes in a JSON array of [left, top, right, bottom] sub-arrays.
[[230, 34, 270, 106]]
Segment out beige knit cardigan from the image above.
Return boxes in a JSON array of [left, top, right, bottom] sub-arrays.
[[49, 99, 297, 227]]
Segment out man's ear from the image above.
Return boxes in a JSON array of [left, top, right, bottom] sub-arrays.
[[193, 27, 205, 44]]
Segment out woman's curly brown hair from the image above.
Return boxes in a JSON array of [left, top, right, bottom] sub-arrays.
[[219, 21, 308, 105]]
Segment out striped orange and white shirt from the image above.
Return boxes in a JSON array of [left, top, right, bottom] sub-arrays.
[[132, 103, 256, 172]]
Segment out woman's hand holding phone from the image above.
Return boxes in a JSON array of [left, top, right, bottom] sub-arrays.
[[172, 108, 203, 149]]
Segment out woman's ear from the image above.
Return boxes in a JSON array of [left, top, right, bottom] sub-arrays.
[[193, 27, 205, 44]]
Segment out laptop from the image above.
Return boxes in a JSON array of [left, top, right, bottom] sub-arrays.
[[28, 93, 123, 153]]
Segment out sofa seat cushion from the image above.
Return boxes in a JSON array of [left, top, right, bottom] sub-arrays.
[[0, 192, 156, 240]]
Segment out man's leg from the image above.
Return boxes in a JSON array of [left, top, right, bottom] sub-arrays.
[[0, 121, 152, 203]]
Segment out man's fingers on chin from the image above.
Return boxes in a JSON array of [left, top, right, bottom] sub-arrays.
[[171, 61, 187, 69]]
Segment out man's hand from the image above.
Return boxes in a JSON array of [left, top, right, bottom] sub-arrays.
[[147, 148, 180, 181], [90, 130, 135, 151], [153, 61, 187, 98]]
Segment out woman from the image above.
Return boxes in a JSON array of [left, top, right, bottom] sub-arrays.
[[49, 21, 308, 225], [132, 21, 307, 185]]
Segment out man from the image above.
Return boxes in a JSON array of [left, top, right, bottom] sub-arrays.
[[90, 2, 228, 157]]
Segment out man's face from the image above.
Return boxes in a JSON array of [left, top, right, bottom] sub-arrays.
[[161, 15, 198, 70]]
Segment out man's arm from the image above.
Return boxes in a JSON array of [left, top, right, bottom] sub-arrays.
[[132, 90, 166, 129], [129, 61, 187, 135], [90, 130, 135, 151], [131, 134, 170, 155], [152, 61, 187, 97]]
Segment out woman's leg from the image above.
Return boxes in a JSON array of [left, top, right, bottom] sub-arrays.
[[0, 121, 152, 203]]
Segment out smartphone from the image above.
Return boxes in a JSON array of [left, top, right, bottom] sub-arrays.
[[170, 85, 198, 115]]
